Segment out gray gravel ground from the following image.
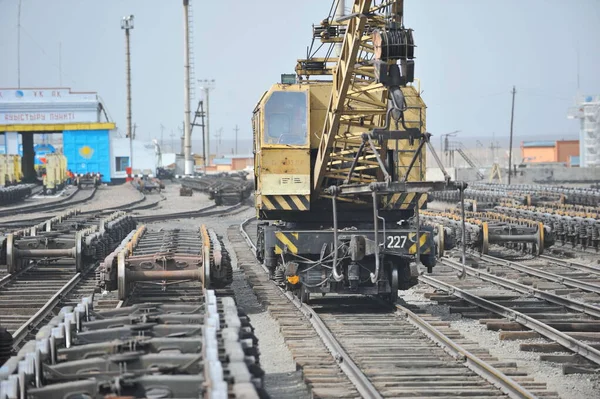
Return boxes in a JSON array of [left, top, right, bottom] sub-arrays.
[[134, 181, 211, 216], [401, 286, 600, 399]]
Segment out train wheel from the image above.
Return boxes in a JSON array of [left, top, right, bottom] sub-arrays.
[[389, 264, 399, 304], [117, 252, 128, 300], [6, 234, 15, 274], [299, 284, 310, 304]]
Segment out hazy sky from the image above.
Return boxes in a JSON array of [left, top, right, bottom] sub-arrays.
[[1, 0, 599, 154]]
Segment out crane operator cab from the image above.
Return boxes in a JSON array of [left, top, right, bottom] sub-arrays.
[[253, 83, 317, 218], [263, 91, 308, 146]]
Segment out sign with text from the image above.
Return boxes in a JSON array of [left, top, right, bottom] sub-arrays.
[[0, 88, 100, 125], [0, 88, 97, 102]]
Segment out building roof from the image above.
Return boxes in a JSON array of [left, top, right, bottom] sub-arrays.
[[522, 141, 555, 148]]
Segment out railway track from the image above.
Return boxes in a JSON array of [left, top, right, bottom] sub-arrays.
[[228, 218, 557, 398], [0, 206, 267, 398], [0, 202, 249, 350], [0, 189, 157, 230], [0, 186, 97, 218], [420, 252, 600, 374], [2, 284, 265, 398], [0, 211, 136, 350], [134, 200, 249, 223]]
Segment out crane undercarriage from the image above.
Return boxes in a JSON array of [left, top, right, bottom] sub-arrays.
[[257, 220, 436, 304]]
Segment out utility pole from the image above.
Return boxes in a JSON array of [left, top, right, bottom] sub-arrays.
[[215, 128, 223, 158], [59, 42, 62, 86], [17, 0, 22, 88], [159, 124, 165, 148], [508, 86, 516, 184], [191, 100, 207, 173], [198, 79, 215, 165], [440, 130, 460, 168], [183, 0, 193, 175], [121, 15, 134, 171], [234, 125, 239, 154]]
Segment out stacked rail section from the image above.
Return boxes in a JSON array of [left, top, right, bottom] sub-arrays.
[[0, 292, 265, 398]]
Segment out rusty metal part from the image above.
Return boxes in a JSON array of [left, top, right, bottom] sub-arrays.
[[180, 172, 253, 206], [421, 210, 547, 255], [2, 210, 136, 274], [469, 182, 600, 207], [494, 205, 600, 252], [103, 224, 232, 300]]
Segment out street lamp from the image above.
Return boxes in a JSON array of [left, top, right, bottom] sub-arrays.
[[121, 15, 134, 172], [440, 130, 460, 167], [198, 79, 215, 165]]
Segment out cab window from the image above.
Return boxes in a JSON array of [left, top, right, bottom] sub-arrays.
[[263, 91, 307, 145]]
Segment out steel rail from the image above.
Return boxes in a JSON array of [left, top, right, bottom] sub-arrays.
[[396, 303, 537, 399], [239, 217, 383, 399], [241, 217, 537, 398], [289, 291, 383, 399], [0, 263, 36, 289], [552, 243, 600, 256], [420, 273, 600, 366], [539, 254, 600, 276], [11, 270, 83, 346], [0, 186, 80, 217], [479, 253, 600, 295], [0, 187, 96, 218], [0, 190, 150, 228], [442, 258, 600, 318]]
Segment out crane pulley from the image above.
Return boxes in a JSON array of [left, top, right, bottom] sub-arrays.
[[305, 0, 435, 200]]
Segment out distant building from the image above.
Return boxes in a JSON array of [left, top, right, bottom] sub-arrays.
[[568, 95, 600, 168], [520, 140, 579, 166], [199, 154, 253, 172]]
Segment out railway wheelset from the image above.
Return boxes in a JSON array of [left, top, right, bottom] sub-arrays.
[[421, 210, 549, 256], [0, 210, 136, 274], [99, 224, 233, 300], [494, 205, 600, 251]]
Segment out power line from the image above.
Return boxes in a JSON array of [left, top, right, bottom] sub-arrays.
[[19, 25, 79, 87]]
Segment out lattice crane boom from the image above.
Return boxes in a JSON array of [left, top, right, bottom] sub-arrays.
[[311, 0, 422, 196], [313, 0, 374, 191]]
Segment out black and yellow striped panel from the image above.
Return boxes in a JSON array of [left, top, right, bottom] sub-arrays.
[[274, 231, 299, 254], [407, 232, 431, 255], [382, 193, 428, 210], [261, 195, 310, 211]]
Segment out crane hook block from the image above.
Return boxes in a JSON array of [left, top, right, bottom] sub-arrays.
[[372, 28, 415, 61], [375, 61, 413, 87]]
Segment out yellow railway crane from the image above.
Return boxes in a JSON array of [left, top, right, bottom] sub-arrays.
[[252, 0, 458, 303]]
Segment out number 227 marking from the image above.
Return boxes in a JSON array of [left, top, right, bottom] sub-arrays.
[[386, 235, 407, 249]]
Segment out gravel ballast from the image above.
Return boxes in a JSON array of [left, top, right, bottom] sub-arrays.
[[402, 286, 600, 399]]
